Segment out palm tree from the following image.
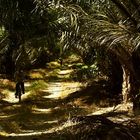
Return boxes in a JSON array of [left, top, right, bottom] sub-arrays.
[[44, 0, 140, 110], [0, 0, 61, 76], [1, 0, 139, 111], [76, 0, 140, 110], [0, 0, 36, 76], [107, 0, 140, 112]]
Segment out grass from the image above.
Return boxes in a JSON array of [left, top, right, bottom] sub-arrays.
[[0, 71, 110, 136], [0, 57, 135, 139], [0, 63, 90, 135]]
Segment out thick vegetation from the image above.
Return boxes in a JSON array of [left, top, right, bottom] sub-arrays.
[[0, 0, 140, 139]]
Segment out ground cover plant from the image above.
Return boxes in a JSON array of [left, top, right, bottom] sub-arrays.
[[0, 0, 140, 139]]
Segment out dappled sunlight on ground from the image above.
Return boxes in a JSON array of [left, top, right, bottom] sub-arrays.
[[43, 120, 58, 124], [0, 69, 86, 137], [6, 118, 79, 138], [2, 89, 32, 104], [0, 64, 135, 139], [29, 72, 44, 79], [24, 82, 31, 87], [2, 90, 18, 103], [0, 75, 132, 138], [43, 82, 82, 99], [0, 79, 32, 103], [32, 108, 52, 114], [108, 115, 131, 123], [89, 106, 116, 115], [0, 114, 17, 119], [58, 69, 73, 75], [88, 102, 133, 123]]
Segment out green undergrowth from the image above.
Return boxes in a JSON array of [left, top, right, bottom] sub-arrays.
[[0, 56, 131, 138]]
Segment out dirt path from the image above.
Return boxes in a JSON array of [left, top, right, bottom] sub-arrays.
[[2, 81, 81, 103], [0, 69, 134, 139], [2, 83, 32, 103], [0, 69, 85, 138], [42, 82, 82, 99]]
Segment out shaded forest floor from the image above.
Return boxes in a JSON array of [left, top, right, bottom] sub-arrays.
[[0, 58, 140, 140]]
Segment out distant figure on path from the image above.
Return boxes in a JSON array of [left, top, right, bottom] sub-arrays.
[[14, 69, 25, 98]]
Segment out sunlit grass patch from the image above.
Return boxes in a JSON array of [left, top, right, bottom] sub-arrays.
[[0, 65, 90, 135], [47, 61, 61, 69], [29, 72, 44, 79], [32, 108, 52, 114], [43, 82, 82, 100], [64, 54, 82, 64], [58, 69, 73, 75], [0, 131, 8, 137], [1, 89, 13, 99], [0, 79, 15, 91], [28, 68, 48, 80], [26, 80, 47, 91], [30, 80, 45, 89], [25, 90, 48, 102], [46, 69, 60, 81]]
